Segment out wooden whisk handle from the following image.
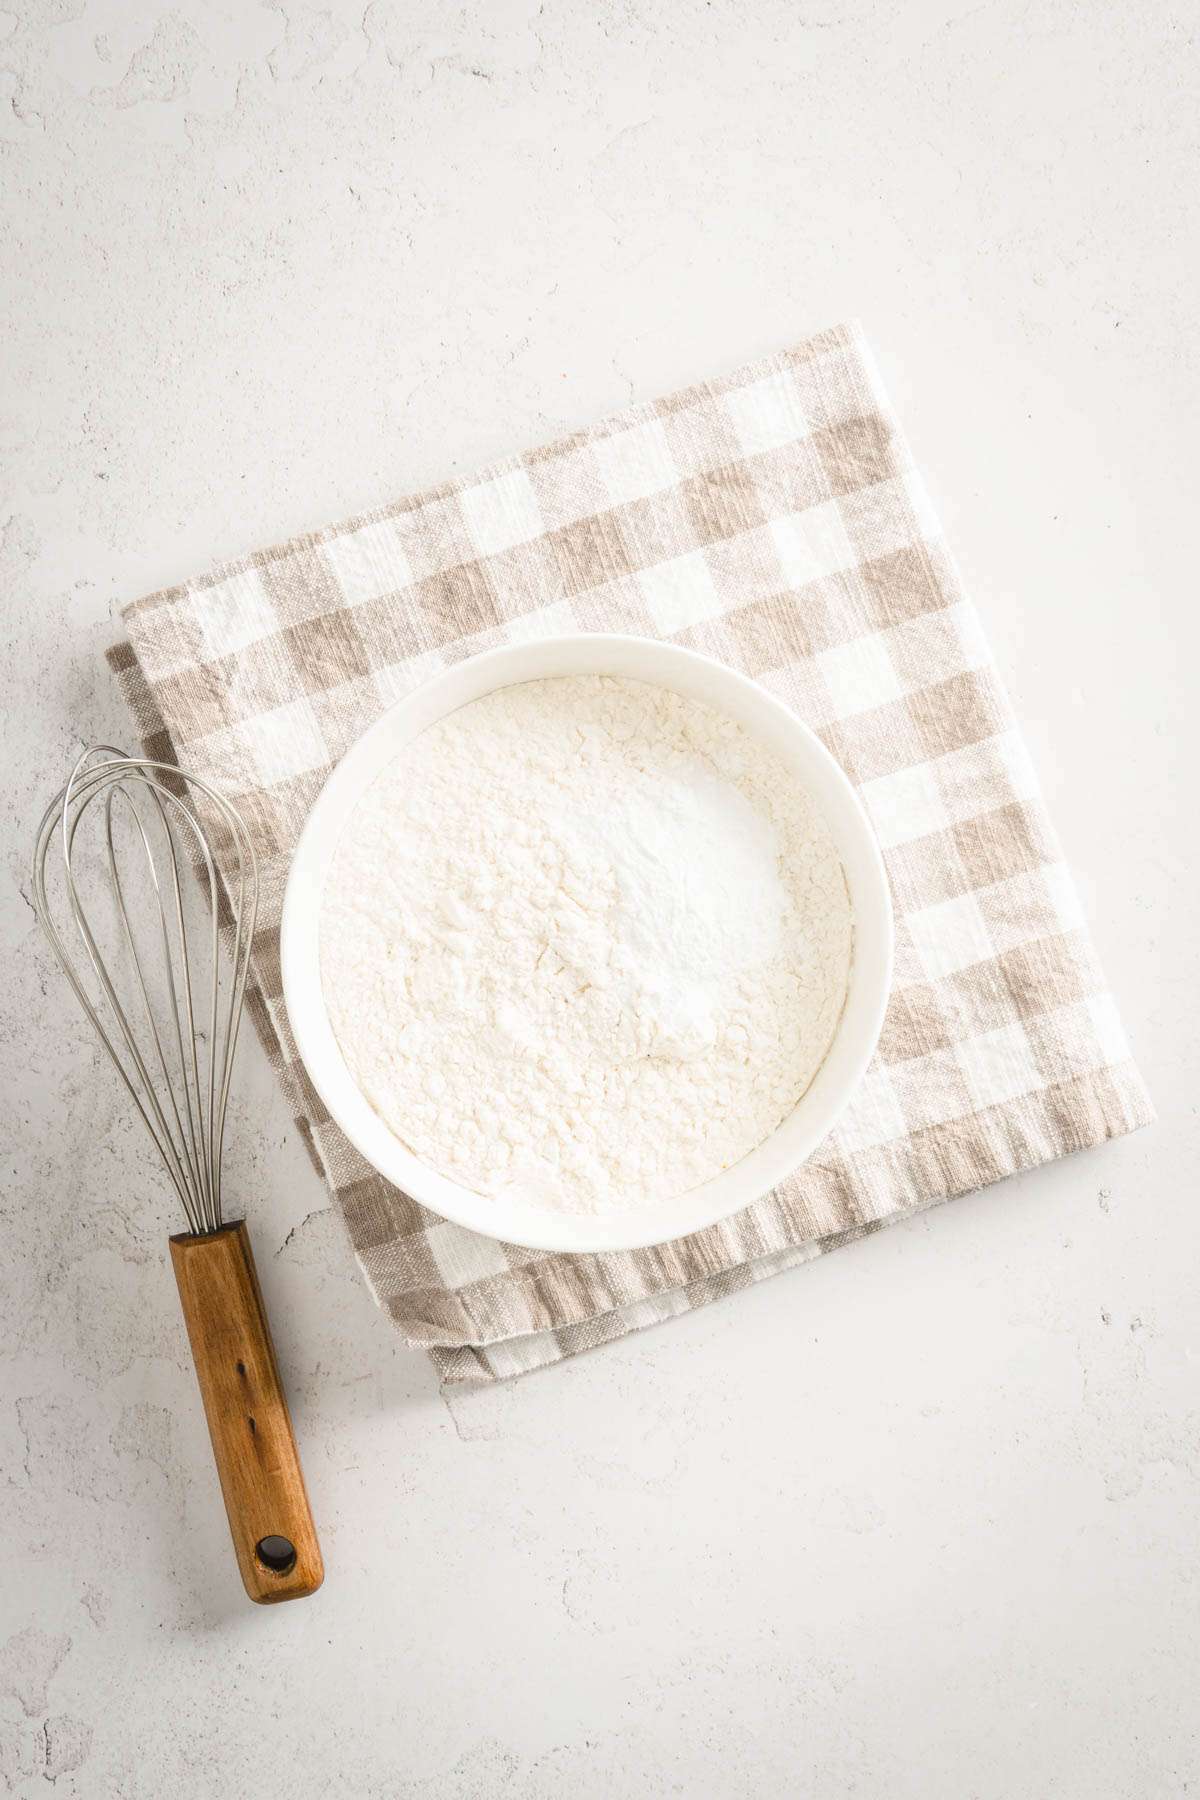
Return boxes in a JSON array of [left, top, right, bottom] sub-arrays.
[[169, 1221, 323, 1604]]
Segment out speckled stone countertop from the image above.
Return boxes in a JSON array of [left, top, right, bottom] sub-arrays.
[[1, 3, 1196, 1795]]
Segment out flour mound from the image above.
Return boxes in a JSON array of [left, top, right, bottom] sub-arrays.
[[320, 675, 852, 1216]]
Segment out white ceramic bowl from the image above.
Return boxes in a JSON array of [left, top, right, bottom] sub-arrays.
[[281, 635, 893, 1253]]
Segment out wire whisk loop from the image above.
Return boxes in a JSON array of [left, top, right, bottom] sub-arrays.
[[32, 748, 258, 1237]]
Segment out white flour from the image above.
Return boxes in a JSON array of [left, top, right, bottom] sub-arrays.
[[320, 676, 853, 1215]]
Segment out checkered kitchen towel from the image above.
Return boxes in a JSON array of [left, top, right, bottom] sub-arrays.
[[109, 322, 1153, 1383]]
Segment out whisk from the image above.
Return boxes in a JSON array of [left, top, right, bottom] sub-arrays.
[[33, 747, 322, 1604]]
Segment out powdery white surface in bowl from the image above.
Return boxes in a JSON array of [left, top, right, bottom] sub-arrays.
[[319, 674, 852, 1217]]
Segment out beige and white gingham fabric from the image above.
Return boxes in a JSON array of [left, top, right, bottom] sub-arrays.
[[109, 322, 1153, 1384]]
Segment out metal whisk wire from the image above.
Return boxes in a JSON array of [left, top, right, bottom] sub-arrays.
[[32, 747, 259, 1237]]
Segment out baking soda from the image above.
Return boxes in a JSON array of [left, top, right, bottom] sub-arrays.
[[320, 676, 852, 1215]]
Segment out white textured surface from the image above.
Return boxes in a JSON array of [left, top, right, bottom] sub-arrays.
[[1, 2, 1196, 1794]]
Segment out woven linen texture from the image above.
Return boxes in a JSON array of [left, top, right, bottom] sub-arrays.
[[111, 323, 1153, 1383]]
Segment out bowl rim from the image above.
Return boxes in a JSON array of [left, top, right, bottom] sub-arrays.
[[280, 634, 893, 1253]]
